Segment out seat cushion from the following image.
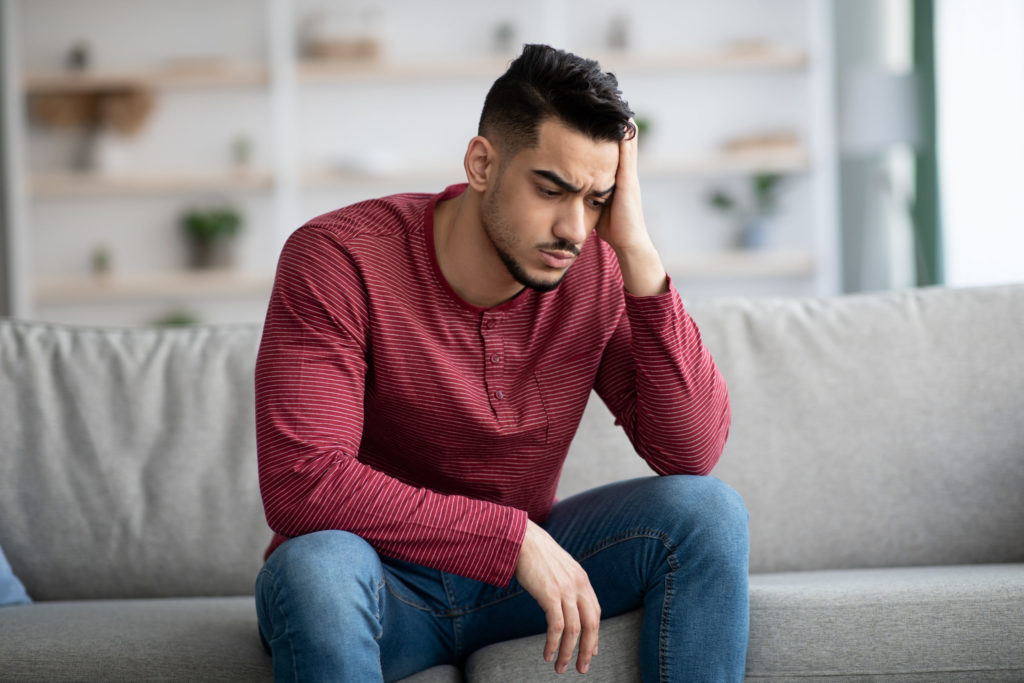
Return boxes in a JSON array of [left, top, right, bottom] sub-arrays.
[[0, 596, 461, 682], [465, 608, 642, 682], [746, 564, 1024, 681], [0, 597, 271, 681]]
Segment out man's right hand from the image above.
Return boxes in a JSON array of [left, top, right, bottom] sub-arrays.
[[514, 519, 601, 674]]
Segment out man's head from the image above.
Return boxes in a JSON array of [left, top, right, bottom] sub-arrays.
[[467, 45, 635, 294], [479, 44, 636, 162]]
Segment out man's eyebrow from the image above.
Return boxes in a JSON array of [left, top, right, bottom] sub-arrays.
[[532, 169, 615, 197]]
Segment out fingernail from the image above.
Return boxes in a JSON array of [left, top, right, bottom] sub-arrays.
[[582, 663, 590, 673]]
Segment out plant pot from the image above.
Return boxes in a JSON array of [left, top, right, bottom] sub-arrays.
[[187, 238, 236, 270]]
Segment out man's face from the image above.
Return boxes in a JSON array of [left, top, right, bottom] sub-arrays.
[[481, 118, 619, 292]]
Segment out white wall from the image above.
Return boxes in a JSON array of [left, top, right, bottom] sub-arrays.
[[936, 0, 1024, 288]]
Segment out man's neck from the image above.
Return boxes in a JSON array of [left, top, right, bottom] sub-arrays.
[[433, 190, 525, 309]]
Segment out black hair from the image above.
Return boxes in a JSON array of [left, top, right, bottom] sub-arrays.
[[478, 44, 635, 159]]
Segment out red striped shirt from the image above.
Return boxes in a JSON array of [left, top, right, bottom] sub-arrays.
[[255, 183, 730, 586]]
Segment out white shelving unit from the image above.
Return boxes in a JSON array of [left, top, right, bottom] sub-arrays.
[[2, 0, 840, 326]]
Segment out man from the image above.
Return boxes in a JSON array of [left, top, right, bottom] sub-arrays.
[[254, 44, 749, 682]]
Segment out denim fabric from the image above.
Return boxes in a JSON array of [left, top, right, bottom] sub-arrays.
[[255, 475, 749, 682], [0, 544, 31, 606]]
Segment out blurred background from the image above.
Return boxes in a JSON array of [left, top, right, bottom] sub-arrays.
[[0, 0, 1021, 327]]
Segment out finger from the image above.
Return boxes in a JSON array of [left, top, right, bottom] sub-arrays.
[[555, 600, 581, 674], [621, 127, 639, 175], [576, 591, 601, 673], [543, 604, 563, 663]]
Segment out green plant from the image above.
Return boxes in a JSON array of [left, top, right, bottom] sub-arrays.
[[181, 206, 243, 245], [707, 172, 786, 249], [708, 172, 784, 219]]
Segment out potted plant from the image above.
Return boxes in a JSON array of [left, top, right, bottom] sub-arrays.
[[181, 206, 243, 269], [707, 172, 785, 249]]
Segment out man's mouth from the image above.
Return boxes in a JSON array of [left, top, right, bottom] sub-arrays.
[[538, 249, 576, 269]]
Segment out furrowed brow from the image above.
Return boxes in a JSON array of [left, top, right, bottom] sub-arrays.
[[532, 169, 581, 194], [533, 169, 615, 197]]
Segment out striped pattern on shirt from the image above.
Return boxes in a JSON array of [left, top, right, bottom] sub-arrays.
[[255, 183, 731, 586]]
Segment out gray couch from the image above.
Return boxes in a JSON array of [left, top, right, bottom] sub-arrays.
[[1, 283, 1022, 681]]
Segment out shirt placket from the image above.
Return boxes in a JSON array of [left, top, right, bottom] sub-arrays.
[[481, 312, 509, 422]]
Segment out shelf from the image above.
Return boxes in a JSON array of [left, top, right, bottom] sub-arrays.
[[23, 62, 269, 93], [302, 166, 455, 187], [296, 46, 807, 83], [34, 270, 275, 305], [643, 148, 810, 176], [664, 249, 815, 280], [299, 148, 810, 189], [29, 170, 274, 198], [601, 48, 809, 71], [298, 57, 510, 83]]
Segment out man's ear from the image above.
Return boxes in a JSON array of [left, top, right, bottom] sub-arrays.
[[464, 136, 497, 192]]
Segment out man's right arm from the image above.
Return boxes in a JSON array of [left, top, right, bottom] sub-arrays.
[[255, 226, 527, 587]]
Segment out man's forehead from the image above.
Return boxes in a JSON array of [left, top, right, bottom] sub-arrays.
[[524, 120, 619, 188]]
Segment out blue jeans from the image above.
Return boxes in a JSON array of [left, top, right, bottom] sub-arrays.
[[255, 475, 749, 682]]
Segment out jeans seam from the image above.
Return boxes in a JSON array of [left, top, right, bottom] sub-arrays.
[[384, 580, 448, 615], [372, 575, 386, 642], [577, 528, 677, 564], [660, 570, 675, 683], [258, 566, 301, 683]]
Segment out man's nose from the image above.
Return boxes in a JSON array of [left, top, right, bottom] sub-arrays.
[[553, 200, 588, 246]]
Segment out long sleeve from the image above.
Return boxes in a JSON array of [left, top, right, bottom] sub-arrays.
[[593, 278, 731, 476], [255, 226, 527, 586]]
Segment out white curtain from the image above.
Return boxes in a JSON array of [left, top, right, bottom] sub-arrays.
[[937, 0, 1024, 286]]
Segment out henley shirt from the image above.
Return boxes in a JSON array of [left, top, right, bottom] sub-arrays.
[[255, 183, 731, 587]]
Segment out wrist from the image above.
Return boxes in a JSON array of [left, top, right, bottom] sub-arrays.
[[613, 241, 668, 296]]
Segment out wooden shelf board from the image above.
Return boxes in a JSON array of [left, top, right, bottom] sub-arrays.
[[23, 64, 269, 93], [665, 249, 815, 280], [602, 48, 808, 72], [35, 270, 275, 304], [644, 148, 810, 176], [296, 48, 807, 83], [299, 148, 809, 189], [30, 171, 273, 198]]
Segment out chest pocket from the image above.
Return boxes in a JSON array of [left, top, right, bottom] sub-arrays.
[[484, 370, 549, 446]]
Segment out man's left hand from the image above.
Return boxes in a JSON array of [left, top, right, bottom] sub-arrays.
[[596, 121, 669, 297]]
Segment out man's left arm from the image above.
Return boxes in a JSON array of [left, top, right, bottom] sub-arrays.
[[593, 123, 731, 475]]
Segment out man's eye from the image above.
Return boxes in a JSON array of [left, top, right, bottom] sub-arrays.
[[587, 198, 607, 209], [538, 187, 559, 197]]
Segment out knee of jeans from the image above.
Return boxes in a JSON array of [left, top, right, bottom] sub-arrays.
[[656, 475, 749, 551], [263, 529, 384, 597]]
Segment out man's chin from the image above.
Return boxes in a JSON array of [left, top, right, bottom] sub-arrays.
[[515, 268, 569, 293], [496, 248, 571, 293]]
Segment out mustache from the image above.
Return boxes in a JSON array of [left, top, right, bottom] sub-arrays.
[[537, 240, 581, 257]]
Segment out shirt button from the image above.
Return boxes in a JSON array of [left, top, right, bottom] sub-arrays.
[[490, 354, 501, 364], [494, 390, 505, 400], [484, 319, 497, 329]]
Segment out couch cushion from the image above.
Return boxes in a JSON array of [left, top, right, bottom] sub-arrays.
[[746, 563, 1024, 681], [562, 284, 1024, 573], [0, 597, 270, 681], [464, 608, 642, 682], [0, 597, 461, 682], [0, 320, 271, 600]]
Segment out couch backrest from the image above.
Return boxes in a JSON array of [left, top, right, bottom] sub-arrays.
[[0, 320, 270, 600], [4, 284, 1023, 600], [562, 283, 1024, 573]]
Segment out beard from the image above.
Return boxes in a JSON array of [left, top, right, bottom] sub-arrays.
[[481, 183, 579, 294]]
